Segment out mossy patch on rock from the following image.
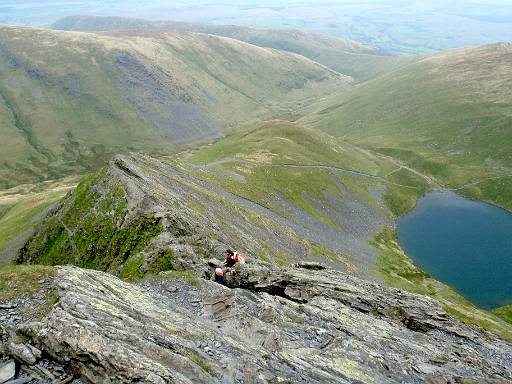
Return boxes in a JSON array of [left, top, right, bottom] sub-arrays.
[[0, 263, 58, 320], [0, 263, 54, 303], [189, 353, 213, 375]]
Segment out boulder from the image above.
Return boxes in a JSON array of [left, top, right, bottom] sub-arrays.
[[0, 360, 15, 384], [7, 343, 36, 365], [4, 379, 33, 384]]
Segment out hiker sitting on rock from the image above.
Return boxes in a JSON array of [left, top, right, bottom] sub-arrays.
[[224, 249, 237, 270], [212, 267, 225, 285], [223, 249, 246, 272], [212, 250, 247, 284]]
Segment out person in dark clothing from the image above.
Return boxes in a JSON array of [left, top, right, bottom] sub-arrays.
[[215, 249, 243, 283], [224, 249, 236, 268]]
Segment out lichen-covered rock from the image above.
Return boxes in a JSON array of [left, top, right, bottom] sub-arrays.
[[6, 343, 36, 365], [6, 265, 511, 383]]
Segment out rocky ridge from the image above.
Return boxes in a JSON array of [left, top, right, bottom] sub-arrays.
[[0, 263, 511, 383], [17, 152, 388, 278], [3, 153, 512, 383]]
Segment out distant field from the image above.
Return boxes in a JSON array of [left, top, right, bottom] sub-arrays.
[[2, 1, 512, 54]]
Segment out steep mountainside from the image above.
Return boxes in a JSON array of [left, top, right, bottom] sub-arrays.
[[17, 123, 405, 277], [301, 43, 512, 209], [0, 25, 348, 189], [3, 136, 512, 382], [15, 123, 512, 340], [52, 15, 410, 82]]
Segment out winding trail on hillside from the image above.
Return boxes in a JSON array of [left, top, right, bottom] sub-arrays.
[[370, 152, 439, 187], [367, 150, 512, 192], [193, 157, 422, 189]]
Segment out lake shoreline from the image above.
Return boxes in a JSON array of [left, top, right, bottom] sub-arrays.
[[397, 190, 512, 311]]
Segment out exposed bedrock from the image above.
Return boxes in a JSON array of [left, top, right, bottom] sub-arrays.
[[1, 265, 511, 383]]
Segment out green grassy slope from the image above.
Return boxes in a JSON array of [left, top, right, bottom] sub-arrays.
[[189, 120, 388, 172], [186, 120, 427, 218], [493, 305, 512, 325], [301, 43, 512, 209], [52, 16, 410, 82], [0, 177, 78, 261], [0, 25, 348, 189], [184, 121, 431, 269]]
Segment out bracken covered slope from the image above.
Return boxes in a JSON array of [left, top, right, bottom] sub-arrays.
[[0, 25, 348, 188]]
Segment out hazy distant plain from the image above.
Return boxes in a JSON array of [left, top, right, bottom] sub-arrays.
[[2, 0, 512, 54]]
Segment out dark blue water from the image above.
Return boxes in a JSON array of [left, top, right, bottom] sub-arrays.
[[397, 190, 512, 309]]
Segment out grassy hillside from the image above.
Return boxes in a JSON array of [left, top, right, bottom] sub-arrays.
[[0, 177, 78, 261], [493, 305, 512, 325], [0, 25, 348, 189], [52, 16, 410, 82], [186, 120, 431, 218], [189, 120, 389, 172], [301, 43, 512, 209]]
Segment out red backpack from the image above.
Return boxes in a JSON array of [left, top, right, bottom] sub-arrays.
[[234, 251, 246, 264]]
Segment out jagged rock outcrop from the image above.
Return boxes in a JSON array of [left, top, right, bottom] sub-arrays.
[[17, 153, 372, 278], [1, 265, 511, 383], [8, 152, 512, 383]]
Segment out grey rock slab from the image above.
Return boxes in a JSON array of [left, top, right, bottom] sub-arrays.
[[7, 343, 37, 365], [413, 363, 441, 375], [8, 266, 512, 384], [0, 360, 15, 384], [4, 378, 33, 384]]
